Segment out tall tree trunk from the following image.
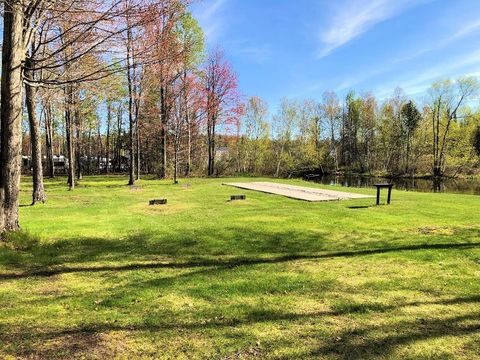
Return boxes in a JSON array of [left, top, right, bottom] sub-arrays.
[[186, 115, 192, 176], [25, 59, 47, 205], [96, 123, 101, 173], [173, 142, 178, 184], [159, 85, 167, 179], [207, 118, 216, 177], [65, 85, 75, 190], [136, 116, 140, 180], [126, 23, 135, 185], [106, 102, 111, 173], [405, 131, 410, 175], [275, 141, 286, 178], [0, 1, 24, 232], [117, 106, 123, 172], [184, 70, 191, 177], [44, 102, 55, 178], [75, 106, 82, 180]]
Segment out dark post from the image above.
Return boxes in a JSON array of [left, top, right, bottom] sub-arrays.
[[374, 184, 393, 205]]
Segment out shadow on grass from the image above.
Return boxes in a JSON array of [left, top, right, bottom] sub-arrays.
[[1, 236, 479, 280], [1, 224, 480, 358], [2, 296, 479, 359], [309, 311, 480, 359]]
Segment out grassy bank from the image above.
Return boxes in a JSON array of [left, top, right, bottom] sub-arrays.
[[1, 176, 479, 359]]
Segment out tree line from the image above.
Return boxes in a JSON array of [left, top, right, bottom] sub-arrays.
[[231, 79, 480, 179]]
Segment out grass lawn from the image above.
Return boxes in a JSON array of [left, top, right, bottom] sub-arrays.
[[1, 176, 480, 359]]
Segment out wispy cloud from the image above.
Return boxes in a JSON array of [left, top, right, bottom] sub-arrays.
[[318, 0, 425, 58], [394, 18, 480, 63], [374, 49, 480, 99], [192, 0, 227, 44], [336, 16, 480, 91]]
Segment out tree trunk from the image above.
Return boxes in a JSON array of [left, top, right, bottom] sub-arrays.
[[106, 102, 111, 173], [186, 115, 192, 176], [275, 141, 285, 178], [136, 116, 140, 180], [0, 1, 24, 232], [173, 143, 178, 184], [184, 70, 191, 177], [75, 107, 82, 180], [126, 23, 135, 185], [405, 132, 410, 175], [25, 59, 47, 205], [65, 85, 75, 190], [207, 118, 216, 177], [44, 102, 55, 178], [159, 85, 167, 179], [116, 106, 123, 172]]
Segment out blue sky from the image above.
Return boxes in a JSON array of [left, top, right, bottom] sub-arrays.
[[190, 0, 480, 108]]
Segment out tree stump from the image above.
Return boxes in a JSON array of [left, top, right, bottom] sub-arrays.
[[149, 199, 167, 205]]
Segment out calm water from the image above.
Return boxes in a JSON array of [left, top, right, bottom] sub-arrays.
[[306, 174, 480, 195]]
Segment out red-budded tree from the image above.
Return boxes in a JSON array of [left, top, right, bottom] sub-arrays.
[[202, 49, 241, 176]]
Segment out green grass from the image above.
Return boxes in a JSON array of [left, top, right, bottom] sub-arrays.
[[1, 175, 480, 359]]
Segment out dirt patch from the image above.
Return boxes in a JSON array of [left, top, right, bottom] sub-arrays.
[[416, 226, 455, 236], [0, 328, 108, 360], [33, 275, 63, 296], [222, 345, 265, 359]]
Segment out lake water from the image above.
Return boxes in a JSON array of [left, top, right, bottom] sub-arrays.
[[306, 174, 480, 195]]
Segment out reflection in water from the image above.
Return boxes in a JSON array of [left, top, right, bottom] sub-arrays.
[[306, 175, 480, 195]]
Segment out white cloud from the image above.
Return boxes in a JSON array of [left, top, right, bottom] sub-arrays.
[[318, 0, 426, 58]]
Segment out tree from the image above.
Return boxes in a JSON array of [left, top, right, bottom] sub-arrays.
[[25, 52, 47, 204], [202, 49, 241, 177], [273, 98, 298, 177], [377, 88, 406, 174], [0, 0, 26, 232], [401, 100, 421, 174], [322, 91, 341, 171], [428, 77, 479, 177], [474, 126, 480, 157], [242, 96, 269, 173]]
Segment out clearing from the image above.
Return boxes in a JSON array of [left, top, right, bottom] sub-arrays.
[[0, 176, 479, 359]]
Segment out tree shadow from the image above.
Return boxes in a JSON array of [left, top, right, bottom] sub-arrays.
[[2, 294, 480, 359], [2, 224, 480, 357], [309, 311, 480, 359], [1, 232, 478, 280], [0, 224, 473, 282]]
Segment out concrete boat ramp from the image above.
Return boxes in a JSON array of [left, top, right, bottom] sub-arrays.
[[223, 182, 374, 202]]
